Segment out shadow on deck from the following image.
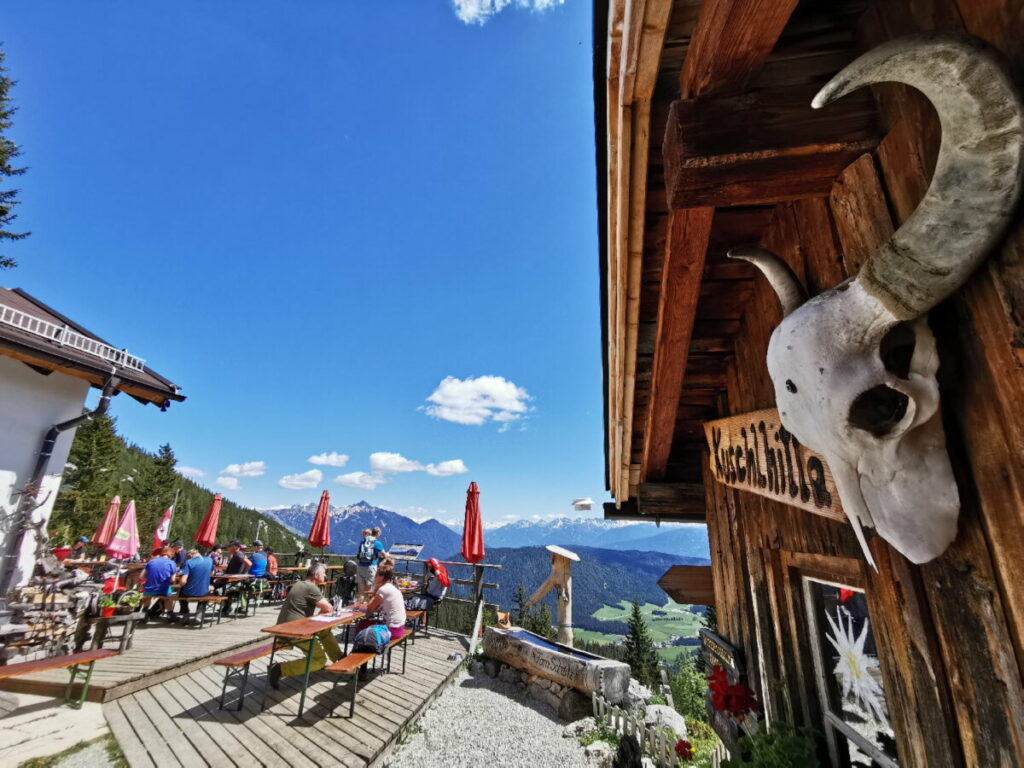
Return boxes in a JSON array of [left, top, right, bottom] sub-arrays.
[[103, 630, 468, 768]]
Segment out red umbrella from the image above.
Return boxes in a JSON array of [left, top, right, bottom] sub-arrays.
[[194, 494, 223, 549], [461, 482, 485, 564], [92, 495, 121, 548], [308, 490, 331, 549], [106, 500, 140, 559]]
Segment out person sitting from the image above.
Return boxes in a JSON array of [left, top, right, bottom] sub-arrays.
[[249, 540, 268, 577], [142, 546, 178, 621], [169, 540, 187, 569], [267, 563, 343, 690], [176, 548, 213, 622], [265, 546, 279, 577], [406, 558, 449, 611], [364, 563, 407, 642], [65, 536, 90, 560], [219, 540, 252, 616], [209, 544, 223, 569]]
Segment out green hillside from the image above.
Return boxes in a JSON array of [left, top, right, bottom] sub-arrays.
[[49, 414, 299, 552]]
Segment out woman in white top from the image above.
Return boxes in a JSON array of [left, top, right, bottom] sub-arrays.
[[366, 563, 407, 641]]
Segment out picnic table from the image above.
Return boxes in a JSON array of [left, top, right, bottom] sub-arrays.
[[261, 610, 364, 716]]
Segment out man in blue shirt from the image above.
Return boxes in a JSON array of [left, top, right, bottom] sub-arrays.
[[176, 549, 213, 622], [143, 546, 178, 621], [249, 540, 268, 578]]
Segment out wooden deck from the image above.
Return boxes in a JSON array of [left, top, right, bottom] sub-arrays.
[[0, 605, 291, 703], [103, 631, 467, 767]]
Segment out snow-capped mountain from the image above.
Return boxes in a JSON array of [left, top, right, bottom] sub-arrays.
[[455, 516, 709, 559], [261, 500, 462, 561]]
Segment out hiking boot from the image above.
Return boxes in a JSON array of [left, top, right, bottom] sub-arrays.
[[268, 663, 282, 690]]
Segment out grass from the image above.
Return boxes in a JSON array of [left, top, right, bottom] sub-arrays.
[[17, 734, 126, 768], [588, 599, 704, 646]]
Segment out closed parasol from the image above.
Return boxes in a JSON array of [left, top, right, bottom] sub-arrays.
[[92, 495, 121, 549], [461, 481, 484, 564], [308, 489, 331, 550], [106, 499, 139, 559], [194, 494, 223, 549]]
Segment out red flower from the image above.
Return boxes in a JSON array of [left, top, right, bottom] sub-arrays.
[[707, 665, 761, 716], [675, 739, 693, 760]]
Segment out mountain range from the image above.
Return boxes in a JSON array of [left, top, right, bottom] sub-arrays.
[[261, 500, 462, 560], [259, 501, 710, 561]]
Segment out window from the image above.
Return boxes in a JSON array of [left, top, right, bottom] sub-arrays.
[[803, 578, 899, 768]]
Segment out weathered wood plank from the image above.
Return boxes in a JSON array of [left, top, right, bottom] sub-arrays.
[[658, 565, 715, 605], [679, 0, 801, 98], [663, 84, 880, 209], [642, 207, 714, 479], [828, 153, 893, 276]]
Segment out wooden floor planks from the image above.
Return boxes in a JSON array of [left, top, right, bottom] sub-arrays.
[[103, 631, 467, 767]]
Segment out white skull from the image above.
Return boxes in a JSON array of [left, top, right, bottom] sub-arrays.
[[767, 280, 957, 565], [729, 35, 1023, 566]]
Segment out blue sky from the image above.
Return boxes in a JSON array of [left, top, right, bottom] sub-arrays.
[[2, 1, 604, 525]]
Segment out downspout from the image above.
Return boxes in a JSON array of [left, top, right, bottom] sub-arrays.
[[0, 376, 121, 598]]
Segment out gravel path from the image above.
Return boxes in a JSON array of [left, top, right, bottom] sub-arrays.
[[385, 669, 594, 768]]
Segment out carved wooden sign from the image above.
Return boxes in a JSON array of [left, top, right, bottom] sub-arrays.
[[704, 408, 845, 521]]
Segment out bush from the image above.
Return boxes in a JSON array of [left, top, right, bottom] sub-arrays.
[[669, 652, 708, 725], [722, 725, 820, 768]]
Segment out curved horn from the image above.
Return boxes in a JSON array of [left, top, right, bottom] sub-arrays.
[[814, 33, 1024, 320], [728, 246, 807, 317]]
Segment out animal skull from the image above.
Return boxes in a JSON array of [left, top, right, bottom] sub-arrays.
[[729, 34, 1024, 566]]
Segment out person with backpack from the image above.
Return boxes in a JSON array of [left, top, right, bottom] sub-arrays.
[[406, 558, 449, 611], [267, 563, 343, 690], [354, 527, 386, 601]]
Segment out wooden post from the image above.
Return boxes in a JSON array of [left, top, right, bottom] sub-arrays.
[[525, 545, 581, 646]]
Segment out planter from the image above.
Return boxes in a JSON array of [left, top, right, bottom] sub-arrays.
[[116, 605, 134, 615], [482, 626, 632, 703], [100, 606, 116, 618]]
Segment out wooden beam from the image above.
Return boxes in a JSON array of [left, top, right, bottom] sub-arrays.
[[658, 565, 716, 606], [642, 207, 714, 479], [679, 0, 801, 98], [663, 83, 881, 209], [637, 482, 705, 514]]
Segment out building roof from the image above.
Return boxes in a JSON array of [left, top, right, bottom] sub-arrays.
[[0, 286, 185, 408]]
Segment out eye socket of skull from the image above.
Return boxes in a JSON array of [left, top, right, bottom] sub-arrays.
[[848, 384, 910, 437], [879, 321, 916, 379]]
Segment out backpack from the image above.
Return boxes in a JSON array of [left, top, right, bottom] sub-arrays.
[[352, 624, 390, 654], [357, 536, 375, 564]]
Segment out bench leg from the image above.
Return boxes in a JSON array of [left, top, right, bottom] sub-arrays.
[[64, 661, 96, 709], [402, 637, 408, 674], [261, 641, 281, 712], [237, 661, 251, 711]]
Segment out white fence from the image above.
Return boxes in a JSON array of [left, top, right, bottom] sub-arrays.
[[591, 692, 730, 767]]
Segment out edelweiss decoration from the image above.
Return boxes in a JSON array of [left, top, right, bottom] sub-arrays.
[[729, 34, 1024, 566], [825, 608, 887, 728]]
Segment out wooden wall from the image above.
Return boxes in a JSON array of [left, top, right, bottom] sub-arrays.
[[703, 1, 1024, 766]]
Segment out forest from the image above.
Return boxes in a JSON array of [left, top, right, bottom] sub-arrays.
[[48, 414, 298, 552]]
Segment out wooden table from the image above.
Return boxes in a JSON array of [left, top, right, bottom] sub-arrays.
[[261, 611, 364, 716]]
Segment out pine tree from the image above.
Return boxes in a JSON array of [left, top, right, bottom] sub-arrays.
[[512, 583, 530, 626], [0, 46, 28, 270], [536, 603, 556, 640], [134, 443, 178, 537], [51, 414, 124, 536], [623, 597, 660, 688]]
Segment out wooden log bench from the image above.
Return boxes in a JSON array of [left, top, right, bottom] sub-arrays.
[[326, 632, 409, 718], [214, 642, 274, 711], [176, 596, 227, 628], [0, 648, 117, 708]]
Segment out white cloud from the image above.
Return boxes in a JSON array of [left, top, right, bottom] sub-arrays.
[[425, 459, 468, 477], [452, 0, 565, 25], [220, 461, 267, 478], [277, 469, 322, 490], [177, 466, 205, 479], [335, 471, 387, 490], [216, 476, 240, 491], [370, 452, 424, 474], [307, 452, 350, 467], [424, 375, 531, 427]]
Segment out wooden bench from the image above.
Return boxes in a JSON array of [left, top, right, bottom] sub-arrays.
[[326, 632, 408, 718], [176, 595, 227, 628], [0, 648, 117, 708], [213, 643, 274, 711], [406, 610, 425, 643]]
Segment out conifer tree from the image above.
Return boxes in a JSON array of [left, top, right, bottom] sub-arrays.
[[51, 414, 124, 535], [0, 46, 28, 270], [623, 598, 660, 688], [134, 443, 178, 536], [512, 583, 530, 625], [535, 603, 556, 640]]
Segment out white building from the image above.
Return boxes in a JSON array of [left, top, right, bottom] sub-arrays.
[[0, 287, 184, 593]]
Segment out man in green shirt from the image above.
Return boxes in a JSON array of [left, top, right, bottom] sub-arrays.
[[268, 563, 343, 689]]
